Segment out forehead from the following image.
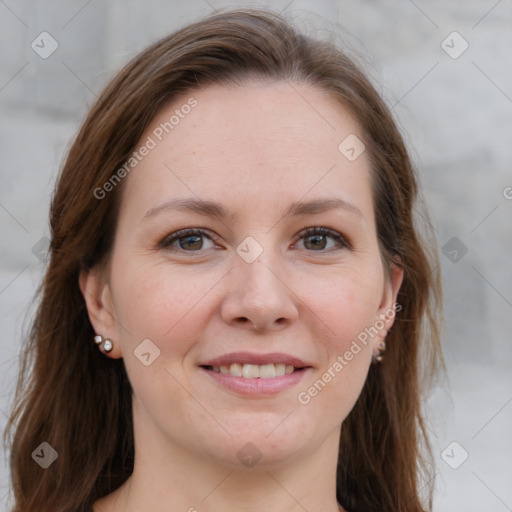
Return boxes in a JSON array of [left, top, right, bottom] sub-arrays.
[[120, 81, 374, 225]]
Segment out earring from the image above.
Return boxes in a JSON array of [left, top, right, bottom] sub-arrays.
[[372, 339, 386, 363], [94, 334, 113, 353]]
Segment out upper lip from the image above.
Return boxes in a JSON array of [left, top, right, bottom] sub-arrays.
[[199, 352, 312, 368]]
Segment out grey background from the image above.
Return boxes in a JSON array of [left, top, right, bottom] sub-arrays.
[[1, 0, 511, 510]]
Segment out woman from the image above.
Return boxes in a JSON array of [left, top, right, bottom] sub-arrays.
[[4, 8, 443, 512]]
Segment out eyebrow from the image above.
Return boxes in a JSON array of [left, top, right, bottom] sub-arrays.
[[143, 197, 366, 223]]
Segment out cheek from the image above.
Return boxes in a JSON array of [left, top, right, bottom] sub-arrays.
[[295, 275, 376, 419], [291, 264, 382, 411], [294, 262, 384, 346], [109, 261, 221, 413], [110, 259, 222, 352]]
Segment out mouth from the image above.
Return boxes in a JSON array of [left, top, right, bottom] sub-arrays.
[[198, 352, 313, 395], [199, 362, 309, 379]]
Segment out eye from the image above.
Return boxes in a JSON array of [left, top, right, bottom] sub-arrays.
[[160, 228, 217, 252], [294, 227, 351, 252]]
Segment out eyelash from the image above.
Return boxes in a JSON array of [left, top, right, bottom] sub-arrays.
[[159, 226, 351, 254]]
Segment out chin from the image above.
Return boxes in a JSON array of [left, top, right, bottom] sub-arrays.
[[197, 416, 317, 469]]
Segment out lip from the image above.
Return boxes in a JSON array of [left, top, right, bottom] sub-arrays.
[[200, 366, 312, 396], [199, 352, 311, 368]]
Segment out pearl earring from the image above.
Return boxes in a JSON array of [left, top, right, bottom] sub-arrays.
[[372, 339, 386, 363], [94, 335, 113, 353]]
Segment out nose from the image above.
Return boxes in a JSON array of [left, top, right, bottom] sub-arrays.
[[220, 251, 299, 332]]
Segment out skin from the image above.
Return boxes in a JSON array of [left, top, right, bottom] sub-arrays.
[[81, 80, 403, 512]]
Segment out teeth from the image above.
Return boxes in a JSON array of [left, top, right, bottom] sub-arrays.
[[259, 364, 276, 378], [212, 363, 300, 378], [242, 364, 260, 379], [229, 363, 243, 377], [275, 364, 286, 376]]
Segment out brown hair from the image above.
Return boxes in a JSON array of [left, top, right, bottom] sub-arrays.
[[4, 8, 443, 512]]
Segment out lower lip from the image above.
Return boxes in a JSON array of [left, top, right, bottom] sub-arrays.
[[199, 367, 311, 396]]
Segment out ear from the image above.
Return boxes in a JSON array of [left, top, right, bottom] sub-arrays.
[[79, 267, 122, 359], [376, 259, 404, 336]]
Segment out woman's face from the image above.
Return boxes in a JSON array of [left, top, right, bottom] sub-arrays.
[[83, 81, 402, 469]]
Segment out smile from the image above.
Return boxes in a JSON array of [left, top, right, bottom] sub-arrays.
[[201, 362, 298, 379]]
